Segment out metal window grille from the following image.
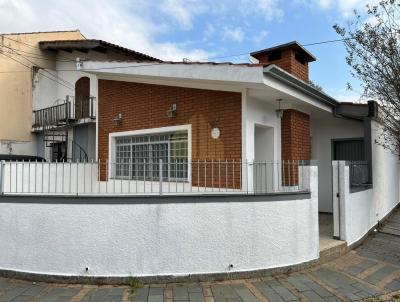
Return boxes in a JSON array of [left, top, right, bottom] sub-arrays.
[[115, 131, 188, 181]]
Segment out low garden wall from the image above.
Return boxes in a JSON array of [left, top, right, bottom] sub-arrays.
[[333, 138, 400, 245], [0, 167, 318, 281]]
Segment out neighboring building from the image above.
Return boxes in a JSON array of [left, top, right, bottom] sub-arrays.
[[0, 30, 86, 156], [0, 30, 159, 161]]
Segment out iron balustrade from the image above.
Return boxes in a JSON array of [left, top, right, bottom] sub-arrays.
[[33, 102, 71, 127], [0, 160, 311, 195], [32, 97, 96, 128]]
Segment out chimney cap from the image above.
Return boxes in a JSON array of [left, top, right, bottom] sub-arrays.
[[250, 41, 316, 62]]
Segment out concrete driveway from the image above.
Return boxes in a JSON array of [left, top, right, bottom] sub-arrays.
[[1, 208, 400, 302]]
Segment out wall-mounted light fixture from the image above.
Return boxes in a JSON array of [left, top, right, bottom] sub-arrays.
[[211, 127, 220, 139], [113, 113, 123, 125], [210, 114, 220, 139], [275, 99, 284, 119], [167, 103, 177, 118], [76, 57, 83, 70]]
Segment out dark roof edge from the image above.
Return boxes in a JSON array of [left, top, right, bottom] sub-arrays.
[[1, 30, 82, 36], [39, 39, 161, 62], [263, 65, 338, 107], [251, 41, 316, 62]]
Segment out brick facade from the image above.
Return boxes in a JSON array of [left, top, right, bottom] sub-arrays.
[[98, 80, 242, 187], [252, 48, 310, 83], [281, 109, 311, 185]]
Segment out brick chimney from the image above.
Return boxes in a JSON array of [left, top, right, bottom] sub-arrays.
[[250, 41, 316, 83]]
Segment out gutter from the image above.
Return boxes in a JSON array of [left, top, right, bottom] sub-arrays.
[[263, 65, 379, 122], [263, 65, 338, 108]]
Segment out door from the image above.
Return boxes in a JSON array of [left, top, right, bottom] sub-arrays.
[[75, 77, 90, 119]]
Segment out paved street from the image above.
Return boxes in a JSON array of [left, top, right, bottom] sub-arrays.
[[1, 209, 400, 302]]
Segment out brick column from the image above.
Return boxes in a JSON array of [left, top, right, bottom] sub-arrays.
[[281, 109, 310, 185]]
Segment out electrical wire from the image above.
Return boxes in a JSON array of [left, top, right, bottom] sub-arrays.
[[0, 51, 74, 90], [1, 46, 75, 87], [0, 45, 75, 62], [0, 34, 394, 74], [1, 35, 75, 61]]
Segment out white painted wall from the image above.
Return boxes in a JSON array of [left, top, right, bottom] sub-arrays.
[[335, 121, 400, 245], [32, 55, 99, 161], [0, 167, 318, 278], [311, 117, 364, 213], [245, 97, 281, 190]]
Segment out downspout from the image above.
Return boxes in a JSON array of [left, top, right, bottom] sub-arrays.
[[364, 101, 377, 185]]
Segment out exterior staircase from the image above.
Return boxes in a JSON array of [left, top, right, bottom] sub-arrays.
[[33, 96, 92, 162]]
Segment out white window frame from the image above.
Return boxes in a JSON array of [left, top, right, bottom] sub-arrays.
[[108, 124, 192, 183]]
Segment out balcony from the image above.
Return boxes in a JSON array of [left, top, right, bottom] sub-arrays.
[[32, 96, 96, 129]]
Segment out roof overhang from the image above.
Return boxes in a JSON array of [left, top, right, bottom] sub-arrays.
[[81, 60, 363, 115], [39, 39, 160, 61], [263, 65, 338, 108], [251, 41, 316, 62], [334, 102, 376, 120]]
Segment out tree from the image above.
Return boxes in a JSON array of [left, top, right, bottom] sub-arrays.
[[333, 0, 400, 155], [309, 81, 324, 92]]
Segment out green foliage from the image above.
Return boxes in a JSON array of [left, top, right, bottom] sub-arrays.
[[309, 81, 324, 92], [127, 276, 143, 293], [333, 0, 400, 155]]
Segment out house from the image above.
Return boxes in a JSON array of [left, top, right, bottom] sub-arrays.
[[0, 30, 85, 156], [83, 41, 373, 210], [0, 30, 159, 161], [0, 32, 398, 281]]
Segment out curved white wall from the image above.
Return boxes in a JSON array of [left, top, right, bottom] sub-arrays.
[[0, 168, 318, 278], [337, 121, 400, 245]]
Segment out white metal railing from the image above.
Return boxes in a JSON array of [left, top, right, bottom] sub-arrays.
[[0, 160, 311, 195], [32, 96, 97, 128]]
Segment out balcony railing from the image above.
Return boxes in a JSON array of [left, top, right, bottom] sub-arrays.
[[32, 97, 96, 128]]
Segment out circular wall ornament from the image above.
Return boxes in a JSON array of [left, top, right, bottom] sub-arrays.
[[211, 127, 220, 139]]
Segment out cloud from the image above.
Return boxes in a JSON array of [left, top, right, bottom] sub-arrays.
[[203, 23, 215, 41], [0, 0, 213, 61], [242, 0, 284, 21], [223, 27, 245, 43], [307, 0, 370, 18], [252, 30, 269, 46], [161, 0, 207, 30]]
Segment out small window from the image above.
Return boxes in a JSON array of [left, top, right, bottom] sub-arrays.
[[267, 50, 282, 61], [114, 131, 188, 181]]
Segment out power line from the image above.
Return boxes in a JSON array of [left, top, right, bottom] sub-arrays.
[[1, 46, 75, 87], [0, 34, 393, 74], [0, 51, 74, 90], [0, 45, 74, 62], [197, 37, 360, 62], [0, 35, 76, 61]]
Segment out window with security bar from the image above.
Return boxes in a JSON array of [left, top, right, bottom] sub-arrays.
[[115, 131, 188, 181]]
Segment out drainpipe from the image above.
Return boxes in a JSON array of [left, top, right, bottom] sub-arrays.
[[0, 160, 5, 195], [364, 101, 376, 185]]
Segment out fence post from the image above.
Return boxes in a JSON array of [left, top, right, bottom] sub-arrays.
[[0, 160, 5, 195], [159, 159, 163, 195]]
